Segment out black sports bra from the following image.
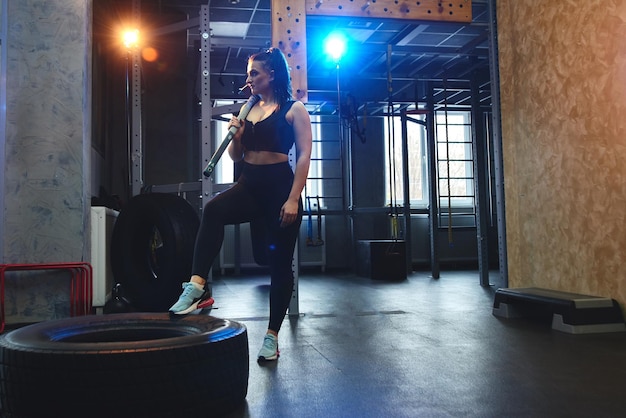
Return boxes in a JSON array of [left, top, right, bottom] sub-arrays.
[[240, 101, 296, 155]]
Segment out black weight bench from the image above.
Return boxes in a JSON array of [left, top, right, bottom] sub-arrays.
[[493, 287, 626, 334]]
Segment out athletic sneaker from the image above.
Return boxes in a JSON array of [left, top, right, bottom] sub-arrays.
[[257, 334, 280, 361], [169, 282, 213, 315]]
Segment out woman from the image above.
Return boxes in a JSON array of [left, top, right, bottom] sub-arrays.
[[169, 48, 312, 362]]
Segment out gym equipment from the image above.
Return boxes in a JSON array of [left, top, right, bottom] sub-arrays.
[[103, 283, 134, 314], [493, 287, 626, 334], [203, 94, 261, 178], [0, 313, 248, 417], [111, 193, 199, 312], [0, 262, 92, 333], [305, 196, 324, 247], [356, 240, 407, 281]]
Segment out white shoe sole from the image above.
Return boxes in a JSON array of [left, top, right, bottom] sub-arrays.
[[257, 348, 280, 362], [170, 297, 214, 315]]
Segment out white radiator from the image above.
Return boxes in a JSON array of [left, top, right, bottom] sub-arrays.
[[90, 207, 119, 310]]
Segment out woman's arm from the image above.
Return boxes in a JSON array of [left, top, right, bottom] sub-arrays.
[[288, 101, 312, 201], [280, 101, 312, 227]]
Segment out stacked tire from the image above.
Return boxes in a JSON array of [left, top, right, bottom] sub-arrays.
[[0, 193, 251, 416], [0, 313, 248, 417], [110, 193, 200, 312]]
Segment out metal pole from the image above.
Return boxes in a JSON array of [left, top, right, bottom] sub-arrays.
[[0, 0, 7, 263], [288, 144, 300, 315], [199, 4, 213, 285], [425, 82, 440, 279], [130, 0, 143, 196], [488, 0, 508, 289], [337, 62, 355, 273], [125, 52, 132, 199], [200, 4, 213, 210], [470, 73, 490, 286], [400, 109, 412, 275]]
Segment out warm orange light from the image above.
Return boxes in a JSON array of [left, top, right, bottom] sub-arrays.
[[122, 29, 140, 49], [142, 47, 158, 62]]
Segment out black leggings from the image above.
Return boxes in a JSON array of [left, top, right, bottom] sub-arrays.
[[192, 161, 302, 333]]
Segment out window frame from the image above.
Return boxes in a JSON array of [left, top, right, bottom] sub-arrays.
[[384, 108, 476, 212]]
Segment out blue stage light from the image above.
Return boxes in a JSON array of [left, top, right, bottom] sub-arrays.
[[324, 32, 347, 63]]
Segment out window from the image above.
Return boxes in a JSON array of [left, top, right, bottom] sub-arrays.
[[384, 109, 475, 212], [304, 117, 324, 204], [436, 110, 474, 210], [212, 113, 236, 184], [384, 112, 428, 207]]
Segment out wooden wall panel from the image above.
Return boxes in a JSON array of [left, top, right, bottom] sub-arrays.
[[272, 0, 308, 102], [498, 0, 626, 305], [305, 0, 471, 23]]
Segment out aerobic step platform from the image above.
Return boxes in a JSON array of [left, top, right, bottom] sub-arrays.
[[492, 287, 626, 334]]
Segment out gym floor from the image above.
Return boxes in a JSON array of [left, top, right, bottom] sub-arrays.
[[207, 269, 626, 418]]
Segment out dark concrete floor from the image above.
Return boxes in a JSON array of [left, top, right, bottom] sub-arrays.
[[206, 269, 626, 418]]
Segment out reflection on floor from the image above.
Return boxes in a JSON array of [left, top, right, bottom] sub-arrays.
[[205, 269, 626, 418]]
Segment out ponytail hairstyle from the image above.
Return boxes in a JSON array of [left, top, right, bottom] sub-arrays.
[[249, 47, 292, 105]]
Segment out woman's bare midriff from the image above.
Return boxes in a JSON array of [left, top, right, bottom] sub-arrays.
[[244, 150, 289, 165]]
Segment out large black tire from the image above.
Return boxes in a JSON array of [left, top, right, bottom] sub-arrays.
[[0, 313, 248, 418], [111, 193, 200, 312]]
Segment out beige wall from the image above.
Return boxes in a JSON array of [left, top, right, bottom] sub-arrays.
[[498, 0, 626, 304]]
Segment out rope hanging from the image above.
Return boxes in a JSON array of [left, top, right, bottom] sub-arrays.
[[386, 44, 399, 239]]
